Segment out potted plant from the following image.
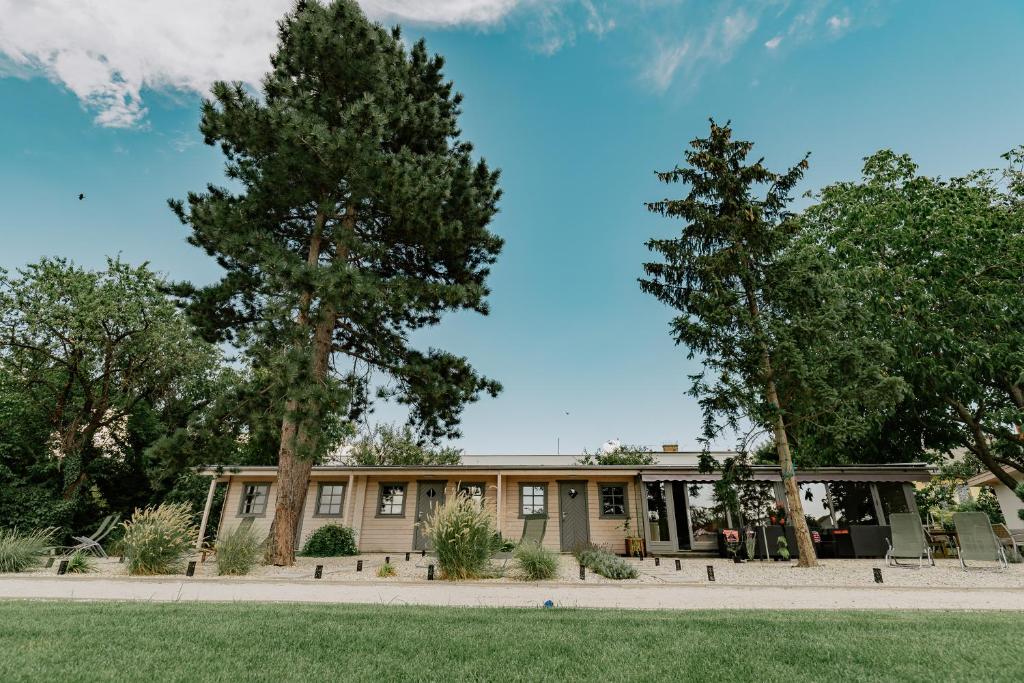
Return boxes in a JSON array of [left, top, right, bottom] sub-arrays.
[[775, 535, 791, 562], [620, 517, 645, 558], [744, 529, 756, 561], [723, 529, 743, 563]]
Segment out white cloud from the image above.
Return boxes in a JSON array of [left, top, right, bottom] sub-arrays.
[[826, 14, 852, 35], [764, 35, 783, 50], [0, 0, 526, 129], [644, 8, 757, 93]]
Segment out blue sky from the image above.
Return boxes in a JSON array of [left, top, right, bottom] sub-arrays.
[[1, 1, 1022, 454]]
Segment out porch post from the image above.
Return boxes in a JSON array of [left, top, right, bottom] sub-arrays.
[[343, 473, 355, 525], [869, 483, 886, 525], [496, 472, 503, 535], [196, 477, 218, 549]]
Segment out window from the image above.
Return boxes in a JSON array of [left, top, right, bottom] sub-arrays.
[[798, 482, 835, 529], [239, 483, 269, 516], [519, 483, 547, 517], [316, 483, 345, 517], [876, 482, 910, 522], [377, 483, 407, 517], [599, 484, 628, 518], [687, 483, 730, 543], [458, 482, 485, 507], [828, 482, 879, 526]]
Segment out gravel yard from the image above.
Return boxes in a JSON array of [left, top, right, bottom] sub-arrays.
[[13, 552, 1024, 589]]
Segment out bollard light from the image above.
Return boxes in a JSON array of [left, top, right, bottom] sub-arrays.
[[315, 565, 323, 579], [57, 560, 68, 575], [45, 557, 55, 569], [427, 564, 435, 580], [654, 557, 660, 567], [385, 556, 390, 564], [706, 565, 715, 582], [422, 549, 426, 557], [675, 559, 681, 571], [186, 561, 197, 577], [579, 565, 585, 580], [873, 568, 883, 584], [406, 552, 410, 561], [356, 560, 363, 572]]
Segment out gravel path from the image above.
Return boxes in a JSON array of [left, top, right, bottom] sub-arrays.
[[11, 553, 1024, 589]]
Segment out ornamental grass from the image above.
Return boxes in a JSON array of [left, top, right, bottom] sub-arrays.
[[420, 491, 496, 580], [0, 527, 56, 573], [121, 503, 197, 576]]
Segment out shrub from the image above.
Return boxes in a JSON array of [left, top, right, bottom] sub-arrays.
[[301, 524, 358, 557], [421, 492, 495, 579], [575, 545, 638, 580], [514, 542, 559, 581], [490, 533, 517, 553], [121, 503, 197, 575], [65, 551, 95, 574], [0, 527, 56, 573], [377, 561, 396, 578], [216, 524, 262, 576]]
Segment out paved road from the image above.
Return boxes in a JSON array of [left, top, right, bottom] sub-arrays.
[[2, 576, 1022, 610]]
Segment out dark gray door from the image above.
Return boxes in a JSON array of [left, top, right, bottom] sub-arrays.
[[559, 481, 590, 552], [413, 480, 446, 551]]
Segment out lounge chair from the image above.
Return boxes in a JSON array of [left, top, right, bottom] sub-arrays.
[[520, 514, 547, 546], [992, 523, 1021, 562], [885, 513, 934, 568], [68, 513, 121, 558], [953, 512, 1008, 571]]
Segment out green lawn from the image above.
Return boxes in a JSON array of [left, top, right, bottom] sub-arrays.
[[1, 601, 1020, 682]]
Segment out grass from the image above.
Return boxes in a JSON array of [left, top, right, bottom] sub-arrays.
[[1, 602, 1021, 681]]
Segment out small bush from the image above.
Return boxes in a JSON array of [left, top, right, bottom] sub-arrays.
[[0, 527, 56, 573], [216, 524, 262, 576], [121, 503, 197, 575], [301, 524, 358, 557], [575, 546, 638, 580], [65, 551, 95, 574], [377, 562, 396, 578], [514, 542, 559, 581], [421, 492, 496, 579], [490, 533, 517, 553]]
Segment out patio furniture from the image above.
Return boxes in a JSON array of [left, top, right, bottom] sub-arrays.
[[67, 513, 121, 558], [992, 524, 1021, 561], [926, 528, 953, 558], [520, 514, 547, 546], [849, 525, 891, 558], [953, 512, 1008, 571], [885, 513, 934, 568]]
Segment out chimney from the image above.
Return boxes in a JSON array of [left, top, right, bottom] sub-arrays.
[[662, 443, 678, 453]]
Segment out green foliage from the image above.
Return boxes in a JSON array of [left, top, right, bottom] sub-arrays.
[[956, 488, 1005, 525], [347, 424, 462, 466], [513, 542, 559, 581], [421, 492, 495, 579], [490, 533, 517, 553], [798, 149, 1024, 489], [121, 503, 197, 575], [0, 527, 55, 573], [301, 524, 358, 557], [576, 444, 657, 466], [215, 524, 263, 576], [377, 562, 397, 578], [776, 536, 791, 561], [575, 546, 639, 580], [65, 551, 95, 574]]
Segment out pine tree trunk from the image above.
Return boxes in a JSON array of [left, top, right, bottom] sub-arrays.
[[765, 373, 819, 567], [266, 208, 346, 566], [743, 272, 818, 567]]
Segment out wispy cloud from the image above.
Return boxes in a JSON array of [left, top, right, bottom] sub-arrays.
[[0, 0, 886, 127], [643, 7, 758, 93]]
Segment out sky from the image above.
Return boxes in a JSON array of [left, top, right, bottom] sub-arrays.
[[1, 1, 1022, 455]]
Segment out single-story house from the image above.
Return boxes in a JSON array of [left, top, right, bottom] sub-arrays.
[[966, 466, 1024, 531], [196, 448, 932, 557]]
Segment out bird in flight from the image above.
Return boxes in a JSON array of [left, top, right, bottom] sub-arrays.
[[78, 193, 85, 200]]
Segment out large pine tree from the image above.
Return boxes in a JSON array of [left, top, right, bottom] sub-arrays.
[[171, 0, 503, 564]]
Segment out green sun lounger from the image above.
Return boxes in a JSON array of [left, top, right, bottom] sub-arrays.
[[953, 512, 1008, 571], [520, 514, 547, 546], [885, 513, 934, 568]]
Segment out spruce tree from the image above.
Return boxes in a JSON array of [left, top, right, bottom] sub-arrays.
[[171, 0, 503, 564], [641, 120, 820, 566]]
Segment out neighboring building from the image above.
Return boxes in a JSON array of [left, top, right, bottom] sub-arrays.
[[966, 467, 1024, 530], [197, 447, 932, 556]]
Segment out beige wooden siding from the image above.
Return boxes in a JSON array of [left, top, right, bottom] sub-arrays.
[[296, 479, 350, 549], [220, 477, 277, 543], [501, 476, 562, 551], [353, 476, 500, 552]]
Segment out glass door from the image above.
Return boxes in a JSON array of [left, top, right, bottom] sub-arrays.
[[644, 481, 677, 554]]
